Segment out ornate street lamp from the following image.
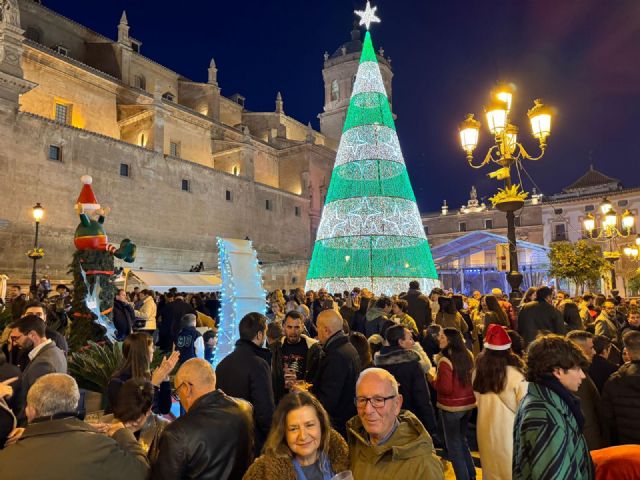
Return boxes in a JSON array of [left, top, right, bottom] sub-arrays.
[[29, 203, 44, 295], [458, 83, 552, 304], [583, 200, 636, 290]]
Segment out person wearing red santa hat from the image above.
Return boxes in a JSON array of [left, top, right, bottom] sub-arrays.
[[473, 324, 528, 480]]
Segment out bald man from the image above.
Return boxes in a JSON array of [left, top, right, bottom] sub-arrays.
[[309, 309, 361, 437], [347, 369, 444, 479], [152, 359, 253, 480]]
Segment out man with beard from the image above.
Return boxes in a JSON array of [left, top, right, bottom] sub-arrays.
[[10, 315, 67, 423], [269, 310, 321, 403]]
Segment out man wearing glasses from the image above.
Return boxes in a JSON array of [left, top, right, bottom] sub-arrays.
[[346, 368, 444, 479], [10, 314, 67, 423]]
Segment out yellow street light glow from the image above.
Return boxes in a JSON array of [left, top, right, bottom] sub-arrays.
[[459, 113, 480, 154]]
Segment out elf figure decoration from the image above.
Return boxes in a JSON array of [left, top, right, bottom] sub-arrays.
[[68, 175, 137, 349], [74, 175, 136, 260]]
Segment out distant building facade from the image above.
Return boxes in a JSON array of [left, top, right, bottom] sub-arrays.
[[0, 2, 391, 291], [422, 168, 640, 294]]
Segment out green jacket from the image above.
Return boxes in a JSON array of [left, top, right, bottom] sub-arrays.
[[513, 382, 594, 480], [347, 410, 444, 480]]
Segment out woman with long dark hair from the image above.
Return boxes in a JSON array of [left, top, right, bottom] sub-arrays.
[[107, 332, 179, 414], [483, 295, 509, 329], [473, 325, 527, 480], [563, 302, 584, 332], [433, 328, 476, 480]]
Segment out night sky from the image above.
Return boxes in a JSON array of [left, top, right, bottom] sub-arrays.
[[45, 0, 640, 213]]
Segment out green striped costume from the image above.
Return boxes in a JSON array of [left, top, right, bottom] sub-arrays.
[[513, 383, 594, 480]]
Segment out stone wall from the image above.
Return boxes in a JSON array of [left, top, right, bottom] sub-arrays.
[[0, 111, 310, 283]]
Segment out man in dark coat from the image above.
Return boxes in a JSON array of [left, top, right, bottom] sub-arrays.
[[308, 309, 361, 437], [403, 281, 432, 337], [566, 330, 605, 450], [216, 312, 274, 455], [517, 286, 566, 345], [157, 294, 194, 351], [0, 373, 149, 480], [7, 285, 26, 321], [589, 335, 618, 393], [153, 359, 253, 480], [373, 324, 438, 438], [602, 330, 640, 445], [113, 289, 135, 341]]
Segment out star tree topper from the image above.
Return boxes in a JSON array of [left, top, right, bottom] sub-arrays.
[[355, 1, 380, 30]]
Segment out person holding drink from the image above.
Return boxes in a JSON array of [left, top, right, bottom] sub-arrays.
[[270, 311, 323, 403]]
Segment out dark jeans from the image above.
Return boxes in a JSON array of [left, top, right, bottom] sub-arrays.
[[441, 409, 475, 480]]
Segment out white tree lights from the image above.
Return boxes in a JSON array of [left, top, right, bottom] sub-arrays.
[[305, 5, 439, 295], [212, 238, 267, 367]]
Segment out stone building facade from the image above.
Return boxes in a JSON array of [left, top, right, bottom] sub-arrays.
[[422, 168, 640, 294], [0, 1, 390, 291]]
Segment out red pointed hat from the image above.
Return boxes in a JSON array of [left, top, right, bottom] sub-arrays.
[[484, 324, 511, 350], [77, 175, 100, 211]]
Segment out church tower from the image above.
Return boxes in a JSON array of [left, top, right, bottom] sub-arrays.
[[318, 23, 394, 142]]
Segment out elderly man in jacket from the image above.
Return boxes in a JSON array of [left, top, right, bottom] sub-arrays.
[[517, 286, 566, 345], [0, 373, 149, 479], [347, 368, 444, 479], [153, 358, 253, 480], [513, 334, 593, 479]]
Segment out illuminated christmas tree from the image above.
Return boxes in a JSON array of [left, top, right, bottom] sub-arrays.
[[306, 2, 439, 294]]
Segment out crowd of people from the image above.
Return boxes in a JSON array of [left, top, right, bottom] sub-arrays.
[[0, 279, 640, 479]]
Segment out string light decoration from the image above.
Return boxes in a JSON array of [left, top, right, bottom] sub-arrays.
[[306, 16, 439, 295], [212, 238, 267, 368]]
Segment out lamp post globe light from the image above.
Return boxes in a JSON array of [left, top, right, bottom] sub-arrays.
[[458, 83, 552, 305], [29, 203, 44, 295], [583, 198, 637, 290]]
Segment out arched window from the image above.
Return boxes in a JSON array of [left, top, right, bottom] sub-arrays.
[[139, 133, 146, 147], [25, 26, 42, 44], [232, 165, 240, 176], [162, 91, 175, 102], [330, 80, 339, 101]]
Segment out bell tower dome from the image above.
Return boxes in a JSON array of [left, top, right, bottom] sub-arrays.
[[318, 22, 394, 143]]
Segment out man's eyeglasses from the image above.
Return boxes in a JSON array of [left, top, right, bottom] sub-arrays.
[[354, 395, 396, 409], [172, 381, 190, 401]]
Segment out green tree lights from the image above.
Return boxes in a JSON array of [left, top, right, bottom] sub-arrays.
[[306, 31, 438, 294]]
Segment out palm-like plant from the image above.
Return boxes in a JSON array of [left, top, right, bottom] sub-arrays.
[[68, 341, 123, 394]]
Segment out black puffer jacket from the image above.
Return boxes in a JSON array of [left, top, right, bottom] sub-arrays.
[[374, 346, 438, 435], [602, 360, 640, 445], [152, 390, 253, 480]]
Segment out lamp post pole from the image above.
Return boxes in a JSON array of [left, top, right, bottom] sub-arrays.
[[584, 201, 636, 295], [30, 217, 40, 295], [459, 84, 552, 306], [29, 203, 44, 297]]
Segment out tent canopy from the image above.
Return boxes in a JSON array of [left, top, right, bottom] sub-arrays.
[[121, 269, 222, 293]]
